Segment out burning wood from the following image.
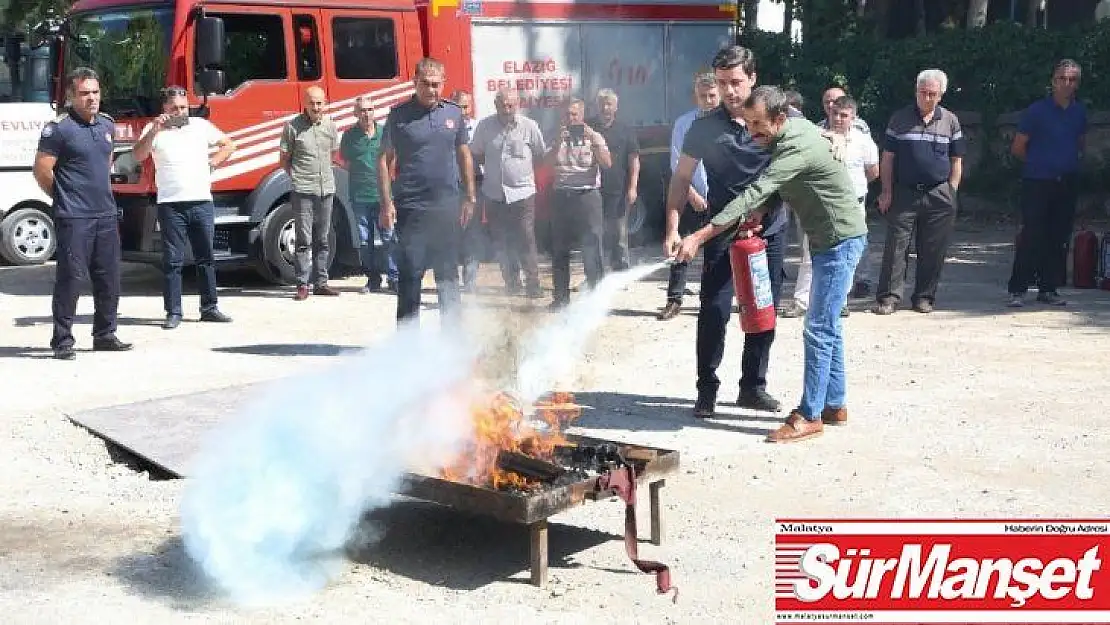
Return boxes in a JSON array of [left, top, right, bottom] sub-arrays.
[[438, 390, 583, 491]]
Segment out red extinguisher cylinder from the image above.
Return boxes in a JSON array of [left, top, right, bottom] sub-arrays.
[[1073, 228, 1098, 289], [729, 235, 777, 334]]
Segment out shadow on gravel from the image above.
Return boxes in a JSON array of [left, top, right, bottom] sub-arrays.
[[111, 536, 221, 611], [211, 343, 364, 357], [346, 499, 621, 591], [570, 391, 783, 439]]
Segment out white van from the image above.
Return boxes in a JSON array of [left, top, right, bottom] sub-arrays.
[[0, 40, 57, 265]]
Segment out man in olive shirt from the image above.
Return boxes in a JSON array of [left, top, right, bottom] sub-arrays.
[[674, 86, 867, 445], [341, 95, 396, 293], [280, 86, 341, 300]]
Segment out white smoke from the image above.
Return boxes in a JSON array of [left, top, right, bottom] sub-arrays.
[[179, 261, 666, 606]]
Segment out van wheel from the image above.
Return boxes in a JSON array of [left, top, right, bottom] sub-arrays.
[[256, 201, 338, 286], [0, 207, 56, 265]]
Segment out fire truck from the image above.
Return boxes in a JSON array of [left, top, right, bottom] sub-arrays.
[[46, 0, 736, 284], [0, 37, 56, 265]]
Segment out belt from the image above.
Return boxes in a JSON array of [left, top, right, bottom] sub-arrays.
[[906, 181, 945, 192], [554, 187, 598, 194]]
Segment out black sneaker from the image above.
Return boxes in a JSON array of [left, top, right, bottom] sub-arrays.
[[737, 389, 782, 412], [693, 393, 717, 419], [1036, 291, 1067, 306], [53, 345, 76, 360], [92, 337, 133, 352], [200, 309, 233, 323], [163, 314, 182, 330]]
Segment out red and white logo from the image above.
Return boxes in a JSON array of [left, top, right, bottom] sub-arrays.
[[775, 519, 1110, 623]]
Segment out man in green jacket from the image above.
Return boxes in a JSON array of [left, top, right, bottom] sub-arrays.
[[672, 85, 868, 444]]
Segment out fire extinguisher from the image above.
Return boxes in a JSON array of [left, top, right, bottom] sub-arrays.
[[729, 229, 777, 334], [1100, 232, 1110, 291], [1073, 227, 1098, 289]]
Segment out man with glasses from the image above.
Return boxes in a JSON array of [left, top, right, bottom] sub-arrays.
[[280, 85, 342, 301], [379, 57, 476, 326], [340, 95, 396, 293], [132, 86, 236, 329]]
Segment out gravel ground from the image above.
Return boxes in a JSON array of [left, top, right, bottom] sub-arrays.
[[1, 220, 1109, 624]]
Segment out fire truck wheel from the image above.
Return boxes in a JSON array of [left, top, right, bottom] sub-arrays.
[[257, 202, 299, 285], [0, 207, 57, 266]]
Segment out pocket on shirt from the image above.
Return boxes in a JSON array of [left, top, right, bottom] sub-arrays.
[[506, 139, 527, 159]]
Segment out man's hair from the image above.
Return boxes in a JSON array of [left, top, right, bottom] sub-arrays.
[[743, 85, 790, 118], [915, 68, 948, 93], [832, 95, 858, 112], [1054, 58, 1082, 78], [566, 97, 585, 110], [494, 87, 518, 103], [823, 84, 849, 96], [783, 89, 804, 110], [415, 57, 445, 77], [354, 95, 374, 111], [711, 45, 756, 76], [693, 71, 716, 90], [596, 87, 618, 103], [66, 66, 99, 91], [449, 90, 470, 102], [160, 85, 187, 103]]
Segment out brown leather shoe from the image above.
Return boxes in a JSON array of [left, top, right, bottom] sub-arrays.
[[821, 406, 848, 426], [314, 284, 341, 296], [294, 286, 310, 301], [657, 301, 681, 321], [766, 411, 824, 443]]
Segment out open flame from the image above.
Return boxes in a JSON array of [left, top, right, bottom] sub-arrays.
[[440, 390, 581, 490]]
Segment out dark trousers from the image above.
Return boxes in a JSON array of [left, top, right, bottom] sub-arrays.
[[696, 229, 784, 398], [395, 206, 461, 325], [460, 204, 493, 288], [51, 216, 121, 349], [157, 200, 217, 317], [551, 188, 604, 303], [292, 192, 334, 288], [876, 183, 958, 306], [601, 192, 630, 271], [1007, 175, 1078, 295], [487, 195, 539, 290], [667, 205, 710, 303]]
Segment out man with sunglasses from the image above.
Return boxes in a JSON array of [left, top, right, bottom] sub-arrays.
[[133, 86, 236, 329]]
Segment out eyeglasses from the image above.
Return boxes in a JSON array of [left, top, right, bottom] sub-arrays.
[[161, 86, 187, 100]]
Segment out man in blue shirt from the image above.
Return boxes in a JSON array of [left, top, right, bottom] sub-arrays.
[[658, 72, 719, 321], [32, 67, 132, 360], [1006, 59, 1087, 307], [379, 57, 476, 326], [664, 45, 788, 419]]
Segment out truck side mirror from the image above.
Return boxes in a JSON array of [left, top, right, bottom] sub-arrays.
[[198, 68, 226, 96], [196, 16, 225, 69]]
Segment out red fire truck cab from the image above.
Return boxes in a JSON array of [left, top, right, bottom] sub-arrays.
[[50, 0, 735, 284]]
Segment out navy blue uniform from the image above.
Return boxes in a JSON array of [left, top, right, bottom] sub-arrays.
[[681, 105, 789, 402], [381, 97, 469, 323], [37, 109, 122, 350]]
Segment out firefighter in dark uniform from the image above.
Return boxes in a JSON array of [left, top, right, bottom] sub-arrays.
[[32, 67, 132, 360], [378, 57, 476, 327]]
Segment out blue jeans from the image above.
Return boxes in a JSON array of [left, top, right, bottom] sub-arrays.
[[354, 201, 398, 284], [157, 200, 217, 317], [798, 235, 866, 420]]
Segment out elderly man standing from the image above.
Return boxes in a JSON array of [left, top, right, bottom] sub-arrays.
[[1006, 59, 1086, 308], [470, 88, 546, 298], [340, 95, 395, 293], [132, 85, 236, 329], [874, 69, 965, 315], [280, 86, 341, 300], [547, 97, 611, 308], [379, 57, 475, 325], [658, 72, 719, 321], [674, 86, 868, 444], [589, 88, 640, 272]]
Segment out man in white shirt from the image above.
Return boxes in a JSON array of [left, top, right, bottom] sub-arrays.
[[132, 86, 236, 329]]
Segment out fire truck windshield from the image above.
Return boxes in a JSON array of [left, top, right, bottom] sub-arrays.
[[63, 7, 172, 119]]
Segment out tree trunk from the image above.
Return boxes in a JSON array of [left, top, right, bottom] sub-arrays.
[[966, 0, 989, 27], [856, 0, 868, 18], [914, 0, 928, 34], [871, 0, 891, 38], [1026, 0, 1040, 27], [782, 0, 795, 36], [742, 0, 759, 33]]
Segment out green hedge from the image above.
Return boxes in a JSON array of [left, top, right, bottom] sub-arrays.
[[742, 20, 1110, 206]]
